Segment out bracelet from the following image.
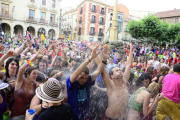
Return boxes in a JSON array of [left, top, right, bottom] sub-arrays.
[[88, 58, 91, 62], [24, 60, 32, 67], [102, 60, 107, 65]]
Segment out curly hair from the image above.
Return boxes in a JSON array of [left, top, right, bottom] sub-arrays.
[[136, 72, 152, 88]]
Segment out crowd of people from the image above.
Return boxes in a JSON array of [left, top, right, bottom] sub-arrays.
[[0, 35, 180, 120]]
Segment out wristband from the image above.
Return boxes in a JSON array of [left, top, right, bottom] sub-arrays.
[[88, 58, 91, 62], [24, 60, 32, 67], [102, 60, 107, 65]]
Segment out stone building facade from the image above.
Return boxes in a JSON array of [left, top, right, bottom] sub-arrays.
[[0, 0, 61, 39]]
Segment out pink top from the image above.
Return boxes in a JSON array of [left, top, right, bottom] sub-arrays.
[[162, 73, 180, 103], [11, 80, 36, 117]]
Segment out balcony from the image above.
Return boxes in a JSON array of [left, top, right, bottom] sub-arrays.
[[78, 32, 81, 35], [122, 38, 128, 41], [0, 0, 12, 3], [74, 27, 77, 31], [124, 29, 128, 32], [49, 21, 58, 26], [91, 8, 97, 13], [98, 33, 104, 36], [79, 20, 82, 24], [26, 17, 37, 23], [110, 17, 112, 20], [0, 13, 12, 19], [100, 11, 105, 15], [90, 19, 96, 23], [38, 19, 48, 24], [89, 32, 95, 36], [99, 21, 105, 25]]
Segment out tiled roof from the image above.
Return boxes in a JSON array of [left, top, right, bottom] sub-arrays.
[[154, 9, 180, 18], [123, 17, 132, 22]]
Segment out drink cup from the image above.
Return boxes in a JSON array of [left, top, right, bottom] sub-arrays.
[[3, 112, 9, 120], [28, 109, 35, 115]]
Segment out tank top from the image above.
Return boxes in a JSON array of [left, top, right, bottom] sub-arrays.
[[11, 80, 36, 117], [0, 93, 7, 119]]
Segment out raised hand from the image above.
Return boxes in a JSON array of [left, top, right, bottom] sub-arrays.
[[35, 47, 46, 59], [0, 45, 5, 52], [85, 43, 95, 50], [155, 93, 164, 102], [9, 80, 16, 87], [102, 45, 109, 61], [129, 43, 133, 51], [51, 44, 56, 52], [90, 45, 100, 60], [6, 50, 17, 57], [56, 46, 61, 55], [56, 71, 64, 77]]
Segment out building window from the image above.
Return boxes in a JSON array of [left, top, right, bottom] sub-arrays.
[[52, 0, 55, 8], [78, 27, 81, 35], [100, 8, 104, 14], [40, 12, 45, 21], [118, 16, 120, 19], [90, 27, 95, 35], [99, 17, 104, 24], [30, 0, 34, 2], [42, 0, 46, 5], [29, 9, 35, 19], [89, 37, 94, 42], [50, 14, 55, 22], [175, 17, 179, 23], [98, 28, 104, 36], [91, 15, 96, 23], [80, 7, 83, 14], [110, 23, 112, 28], [91, 5, 96, 12], [125, 25, 128, 31], [110, 13, 113, 20], [125, 34, 127, 40], [1, 4, 9, 16]]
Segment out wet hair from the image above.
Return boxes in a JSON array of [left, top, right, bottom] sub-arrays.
[[146, 66, 155, 76], [109, 56, 114, 60], [109, 67, 115, 79], [136, 72, 152, 88], [5, 57, 19, 78], [173, 63, 180, 72], [159, 67, 170, 76], [47, 55, 52, 61], [146, 82, 160, 98], [36, 73, 46, 83], [136, 66, 141, 70], [24, 66, 37, 78], [83, 67, 89, 75], [37, 59, 48, 69]]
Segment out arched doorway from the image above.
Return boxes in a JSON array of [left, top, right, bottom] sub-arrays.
[[27, 26, 35, 36], [1, 23, 11, 35], [48, 29, 55, 39], [14, 25, 23, 36], [38, 28, 46, 38]]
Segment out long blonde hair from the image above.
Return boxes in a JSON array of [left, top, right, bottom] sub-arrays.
[[147, 82, 160, 98]]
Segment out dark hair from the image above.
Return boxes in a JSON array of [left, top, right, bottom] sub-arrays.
[[109, 67, 115, 79], [83, 67, 89, 74], [173, 63, 180, 72], [109, 56, 114, 60], [5, 57, 19, 78], [136, 72, 152, 87], [37, 59, 48, 69], [36, 73, 46, 83], [146, 66, 155, 76], [47, 55, 52, 61], [24, 66, 37, 78], [160, 67, 170, 76], [136, 66, 141, 70]]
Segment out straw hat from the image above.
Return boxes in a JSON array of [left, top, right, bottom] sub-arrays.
[[36, 79, 64, 103], [0, 80, 9, 90]]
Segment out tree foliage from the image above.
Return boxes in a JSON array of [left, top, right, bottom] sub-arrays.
[[127, 13, 180, 44]]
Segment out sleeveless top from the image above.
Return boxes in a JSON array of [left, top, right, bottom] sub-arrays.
[[11, 80, 36, 117], [155, 74, 162, 83], [0, 92, 7, 119], [129, 88, 144, 113]]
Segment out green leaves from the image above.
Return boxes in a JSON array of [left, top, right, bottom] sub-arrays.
[[128, 13, 180, 45]]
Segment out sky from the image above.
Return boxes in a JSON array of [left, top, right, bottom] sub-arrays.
[[61, 0, 180, 12]]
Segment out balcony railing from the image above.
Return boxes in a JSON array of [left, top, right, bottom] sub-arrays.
[[0, 13, 12, 19], [100, 11, 105, 15], [110, 17, 112, 20], [38, 19, 48, 24], [49, 21, 58, 26], [98, 33, 104, 36], [124, 29, 128, 32], [80, 9, 83, 14], [79, 20, 82, 24], [89, 32, 95, 36], [99, 21, 105, 25], [78, 32, 81, 35], [26, 17, 37, 23], [90, 19, 96, 23], [91, 8, 97, 13]]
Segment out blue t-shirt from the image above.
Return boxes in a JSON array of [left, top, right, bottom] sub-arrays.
[[66, 75, 95, 120]]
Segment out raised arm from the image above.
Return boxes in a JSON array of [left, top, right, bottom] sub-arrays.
[[15, 47, 46, 90], [123, 43, 133, 83], [15, 39, 30, 55], [50, 45, 59, 68], [91, 45, 109, 81], [70, 45, 100, 84]]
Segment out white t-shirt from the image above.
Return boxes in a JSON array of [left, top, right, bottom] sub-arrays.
[[152, 61, 160, 70]]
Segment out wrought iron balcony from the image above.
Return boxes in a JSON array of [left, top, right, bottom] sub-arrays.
[[78, 32, 81, 35], [0, 13, 13, 19], [91, 8, 96, 13], [38, 19, 48, 24], [80, 9, 83, 14], [99, 21, 105, 25], [98, 33, 104, 36], [90, 19, 96, 23], [49, 21, 58, 26], [89, 32, 95, 36], [26, 16, 37, 23], [79, 20, 82, 24], [100, 11, 105, 15]]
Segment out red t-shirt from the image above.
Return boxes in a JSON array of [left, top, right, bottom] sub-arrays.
[[177, 59, 180, 63], [167, 58, 172, 67], [126, 50, 130, 56], [174, 57, 177, 65], [165, 51, 168, 56], [156, 51, 159, 55]]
